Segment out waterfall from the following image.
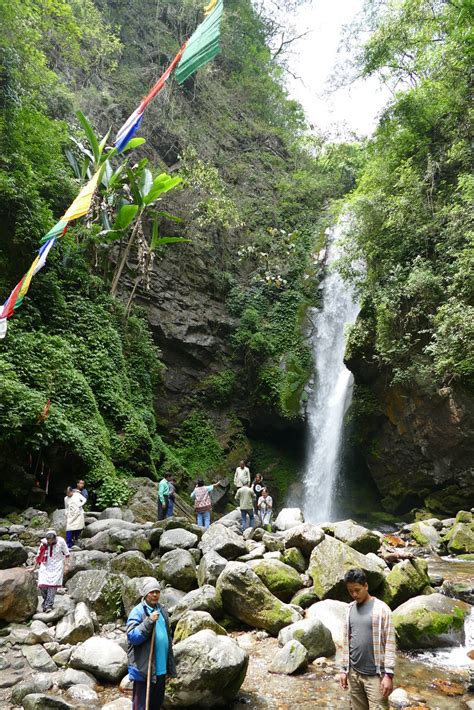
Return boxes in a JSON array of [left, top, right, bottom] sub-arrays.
[[303, 226, 360, 523]]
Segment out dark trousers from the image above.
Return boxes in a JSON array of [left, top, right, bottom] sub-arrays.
[[66, 529, 81, 548], [157, 496, 169, 521], [39, 586, 57, 611], [132, 676, 166, 710]]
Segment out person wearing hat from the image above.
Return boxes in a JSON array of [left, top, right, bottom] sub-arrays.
[[127, 578, 175, 709], [31, 530, 69, 612]]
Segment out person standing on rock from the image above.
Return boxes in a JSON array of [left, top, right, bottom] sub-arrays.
[[257, 487, 273, 527], [252, 473, 264, 511], [234, 460, 250, 489], [338, 568, 395, 710], [75, 478, 89, 501], [157, 472, 172, 521], [235, 484, 256, 530], [127, 579, 175, 709], [64, 485, 87, 548], [191, 479, 220, 528], [31, 530, 69, 612], [166, 477, 176, 518]]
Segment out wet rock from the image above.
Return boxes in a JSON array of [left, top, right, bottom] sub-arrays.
[[65, 683, 99, 702], [22, 694, 75, 709], [9, 619, 54, 645], [445, 521, 474, 554], [66, 570, 126, 622], [70, 636, 127, 681], [308, 536, 385, 601], [173, 610, 227, 642], [199, 524, 247, 560], [22, 644, 57, 672], [306, 599, 348, 648], [380, 559, 431, 608], [274, 508, 304, 531], [290, 587, 320, 609], [441, 579, 474, 605], [56, 667, 97, 688], [332, 520, 381, 555], [56, 601, 94, 644], [0, 567, 37, 622], [283, 524, 325, 556], [281, 547, 307, 573], [248, 559, 304, 602], [109, 551, 156, 579], [10, 673, 54, 703], [268, 639, 308, 674], [160, 528, 199, 553], [171, 585, 223, 625], [160, 549, 197, 592], [197, 550, 228, 587], [215, 561, 301, 636], [0, 540, 28, 569], [167, 630, 248, 707], [278, 617, 336, 661], [393, 592, 470, 649]]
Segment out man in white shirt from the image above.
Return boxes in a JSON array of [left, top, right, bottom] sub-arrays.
[[234, 460, 250, 488]]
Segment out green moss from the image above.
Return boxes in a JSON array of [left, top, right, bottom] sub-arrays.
[[250, 560, 303, 602], [394, 606, 466, 649]]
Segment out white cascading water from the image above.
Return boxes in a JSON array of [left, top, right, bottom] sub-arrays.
[[303, 226, 360, 523]]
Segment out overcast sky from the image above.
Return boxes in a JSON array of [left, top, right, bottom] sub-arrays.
[[281, 0, 391, 138]]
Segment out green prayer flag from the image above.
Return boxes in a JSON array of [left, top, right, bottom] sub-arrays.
[[175, 0, 223, 84]]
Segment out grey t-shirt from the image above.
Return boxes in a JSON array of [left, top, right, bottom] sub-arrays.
[[349, 598, 377, 675]]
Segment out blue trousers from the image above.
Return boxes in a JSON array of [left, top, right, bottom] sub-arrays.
[[241, 508, 254, 530], [66, 529, 81, 548], [132, 675, 166, 710], [196, 510, 211, 528]]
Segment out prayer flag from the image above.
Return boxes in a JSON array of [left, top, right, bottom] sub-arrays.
[[204, 0, 218, 15], [60, 170, 100, 222], [40, 219, 68, 245], [175, 0, 223, 84], [0, 319, 7, 339]]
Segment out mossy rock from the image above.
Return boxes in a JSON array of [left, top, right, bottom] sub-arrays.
[[281, 547, 307, 573], [109, 551, 156, 579], [455, 510, 473, 524], [410, 521, 441, 549], [445, 522, 474, 555], [379, 559, 431, 609], [456, 553, 474, 561], [173, 610, 227, 643], [248, 559, 304, 602], [290, 587, 320, 609], [392, 593, 470, 649]]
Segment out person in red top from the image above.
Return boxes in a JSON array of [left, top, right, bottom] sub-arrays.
[[190, 479, 221, 528]]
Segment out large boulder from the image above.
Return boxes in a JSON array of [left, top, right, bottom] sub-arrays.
[[110, 551, 156, 579], [22, 695, 74, 710], [173, 610, 227, 643], [282, 524, 325, 557], [268, 640, 308, 675], [160, 587, 188, 613], [160, 549, 197, 592], [22, 645, 57, 672], [109, 528, 151, 555], [197, 551, 228, 587], [410, 521, 442, 550], [290, 587, 320, 609], [306, 599, 348, 649], [0, 567, 37, 621], [66, 570, 125, 622], [0, 541, 28, 569], [308, 536, 385, 601], [278, 618, 335, 661], [171, 585, 223, 625], [274, 508, 304, 531], [445, 522, 474, 555], [55, 602, 94, 644], [199, 524, 247, 560], [9, 620, 54, 645], [83, 519, 140, 538], [392, 593, 470, 649], [281, 547, 307, 573], [10, 674, 54, 704], [63, 550, 111, 581], [33, 595, 74, 623], [56, 668, 98, 689], [126, 477, 158, 524], [248, 559, 304, 602], [70, 637, 128, 682], [160, 528, 198, 553], [215, 561, 301, 636], [166, 630, 248, 707], [380, 559, 431, 608], [332, 520, 381, 555]]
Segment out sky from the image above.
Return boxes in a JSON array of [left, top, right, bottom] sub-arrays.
[[280, 0, 391, 138]]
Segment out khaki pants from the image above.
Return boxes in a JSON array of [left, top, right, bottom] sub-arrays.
[[348, 669, 389, 710]]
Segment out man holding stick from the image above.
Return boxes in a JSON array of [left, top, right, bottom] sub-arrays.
[[127, 579, 175, 709]]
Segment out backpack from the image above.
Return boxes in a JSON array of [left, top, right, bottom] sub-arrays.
[[194, 486, 212, 513]]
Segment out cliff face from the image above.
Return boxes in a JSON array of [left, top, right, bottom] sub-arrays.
[[347, 349, 474, 516]]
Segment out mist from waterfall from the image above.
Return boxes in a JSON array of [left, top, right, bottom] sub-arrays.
[[303, 227, 360, 523]]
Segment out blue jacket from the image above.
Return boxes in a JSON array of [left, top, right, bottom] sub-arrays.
[[126, 600, 176, 682]]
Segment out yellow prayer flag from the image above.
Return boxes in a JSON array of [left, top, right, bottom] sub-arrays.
[[203, 0, 218, 15], [61, 170, 100, 222], [17, 255, 40, 300]]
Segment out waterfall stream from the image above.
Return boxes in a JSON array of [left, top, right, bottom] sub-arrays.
[[303, 226, 360, 523]]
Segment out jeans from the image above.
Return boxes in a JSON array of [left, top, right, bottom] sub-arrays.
[[166, 499, 174, 517], [66, 529, 81, 548], [132, 675, 166, 710], [240, 508, 254, 530], [157, 496, 168, 521], [196, 510, 211, 528]]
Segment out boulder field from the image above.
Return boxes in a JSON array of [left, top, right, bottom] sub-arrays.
[[0, 490, 472, 707]]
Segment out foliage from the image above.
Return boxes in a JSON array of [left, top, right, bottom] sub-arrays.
[[95, 475, 130, 509], [173, 412, 225, 479], [201, 370, 237, 406], [342, 0, 474, 389]]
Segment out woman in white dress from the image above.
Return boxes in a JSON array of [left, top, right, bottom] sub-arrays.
[[33, 530, 69, 612], [64, 486, 87, 548]]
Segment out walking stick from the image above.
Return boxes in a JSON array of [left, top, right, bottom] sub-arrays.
[[145, 624, 156, 710]]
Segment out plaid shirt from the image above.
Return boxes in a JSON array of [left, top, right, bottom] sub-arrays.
[[341, 597, 396, 676]]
